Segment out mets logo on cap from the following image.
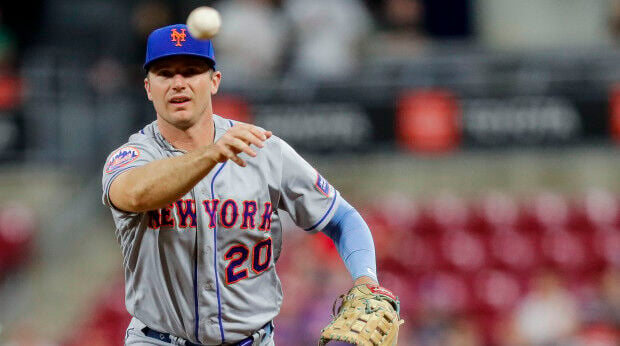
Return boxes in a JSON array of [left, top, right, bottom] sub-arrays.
[[170, 28, 186, 47], [105, 146, 140, 173], [143, 24, 216, 70]]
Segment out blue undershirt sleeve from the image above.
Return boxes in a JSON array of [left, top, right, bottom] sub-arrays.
[[321, 198, 378, 282]]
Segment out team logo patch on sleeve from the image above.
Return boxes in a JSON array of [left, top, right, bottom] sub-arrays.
[[105, 146, 140, 173], [315, 172, 331, 197]]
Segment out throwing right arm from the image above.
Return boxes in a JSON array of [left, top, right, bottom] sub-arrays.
[[109, 124, 271, 213]]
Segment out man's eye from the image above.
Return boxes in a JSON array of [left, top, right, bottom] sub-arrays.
[[158, 70, 174, 77], [182, 68, 200, 76]]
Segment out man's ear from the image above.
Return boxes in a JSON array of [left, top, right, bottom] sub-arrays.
[[144, 76, 153, 101], [210, 71, 222, 95]]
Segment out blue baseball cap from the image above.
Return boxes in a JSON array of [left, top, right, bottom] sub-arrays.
[[144, 24, 216, 71]]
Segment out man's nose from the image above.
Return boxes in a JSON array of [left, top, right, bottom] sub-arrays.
[[172, 74, 186, 89]]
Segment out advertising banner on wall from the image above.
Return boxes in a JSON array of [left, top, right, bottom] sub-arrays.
[[214, 90, 610, 154]]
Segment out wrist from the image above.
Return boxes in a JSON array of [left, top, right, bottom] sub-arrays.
[[200, 144, 224, 165], [353, 276, 379, 286]]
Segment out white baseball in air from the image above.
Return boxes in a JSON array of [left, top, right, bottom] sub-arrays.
[[186, 6, 221, 40]]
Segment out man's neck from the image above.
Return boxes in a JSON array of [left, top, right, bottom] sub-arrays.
[[156, 115, 215, 152]]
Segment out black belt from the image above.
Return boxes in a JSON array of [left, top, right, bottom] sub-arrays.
[[142, 322, 272, 346]]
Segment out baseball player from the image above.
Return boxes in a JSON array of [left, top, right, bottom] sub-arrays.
[[102, 24, 401, 346]]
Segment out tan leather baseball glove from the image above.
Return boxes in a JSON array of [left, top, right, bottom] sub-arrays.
[[319, 284, 404, 346]]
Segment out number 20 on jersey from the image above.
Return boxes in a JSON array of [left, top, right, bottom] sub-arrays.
[[224, 238, 272, 284]]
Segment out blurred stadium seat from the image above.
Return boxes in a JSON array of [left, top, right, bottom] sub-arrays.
[[64, 279, 130, 346], [0, 204, 35, 277]]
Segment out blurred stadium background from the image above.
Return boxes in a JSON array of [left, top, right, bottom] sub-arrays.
[[1, 0, 620, 345]]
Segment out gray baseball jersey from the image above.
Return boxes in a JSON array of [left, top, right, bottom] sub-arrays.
[[102, 114, 340, 345]]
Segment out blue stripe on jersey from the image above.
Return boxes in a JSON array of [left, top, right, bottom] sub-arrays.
[[304, 191, 339, 231], [193, 225, 200, 341], [211, 161, 228, 343], [193, 119, 232, 343]]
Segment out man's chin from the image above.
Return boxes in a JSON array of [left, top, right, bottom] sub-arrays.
[[161, 113, 197, 130], [174, 119, 195, 130]]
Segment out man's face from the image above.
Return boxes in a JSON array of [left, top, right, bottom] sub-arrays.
[[144, 56, 221, 129]]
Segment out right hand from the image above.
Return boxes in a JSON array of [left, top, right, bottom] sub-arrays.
[[208, 123, 272, 167]]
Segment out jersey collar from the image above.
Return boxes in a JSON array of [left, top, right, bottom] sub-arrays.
[[212, 114, 231, 143], [148, 114, 232, 153]]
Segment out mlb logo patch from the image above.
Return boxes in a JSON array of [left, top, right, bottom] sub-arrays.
[[105, 146, 140, 173], [315, 172, 330, 197]]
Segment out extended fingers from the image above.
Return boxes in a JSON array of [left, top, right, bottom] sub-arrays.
[[240, 131, 266, 149], [230, 137, 257, 157], [231, 124, 271, 148], [218, 143, 247, 167], [213, 124, 272, 167], [248, 126, 270, 142]]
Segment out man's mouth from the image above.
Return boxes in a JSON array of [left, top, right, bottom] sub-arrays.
[[170, 96, 191, 105]]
